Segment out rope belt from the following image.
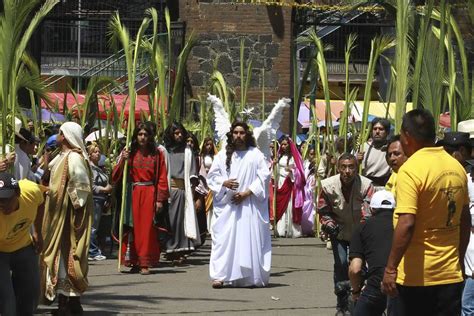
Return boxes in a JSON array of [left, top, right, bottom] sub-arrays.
[[171, 178, 185, 189], [132, 181, 154, 186]]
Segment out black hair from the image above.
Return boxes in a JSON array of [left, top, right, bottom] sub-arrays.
[[14, 128, 34, 144], [225, 122, 257, 172], [130, 122, 157, 155], [163, 121, 189, 149], [386, 135, 401, 149], [401, 109, 436, 143], [278, 135, 292, 164], [144, 121, 157, 138], [371, 117, 391, 134], [337, 152, 358, 166], [186, 132, 200, 155]]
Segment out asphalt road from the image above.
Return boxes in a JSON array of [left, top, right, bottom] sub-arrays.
[[38, 237, 337, 315]]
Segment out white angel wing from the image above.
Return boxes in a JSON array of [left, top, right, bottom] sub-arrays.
[[207, 93, 231, 149], [254, 97, 291, 160]]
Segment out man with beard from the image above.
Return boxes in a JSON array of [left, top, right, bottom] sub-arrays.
[[385, 135, 408, 196], [207, 122, 271, 288], [358, 118, 391, 187], [317, 153, 375, 315], [163, 122, 200, 264]]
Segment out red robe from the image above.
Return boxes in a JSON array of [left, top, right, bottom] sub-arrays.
[[112, 149, 169, 267]]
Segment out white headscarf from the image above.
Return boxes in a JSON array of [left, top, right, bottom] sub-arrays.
[[60, 122, 88, 161]]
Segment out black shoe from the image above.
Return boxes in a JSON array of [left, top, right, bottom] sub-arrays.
[[335, 309, 345, 316], [68, 297, 83, 315], [55, 294, 70, 316]]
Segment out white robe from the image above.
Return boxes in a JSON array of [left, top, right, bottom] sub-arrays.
[[207, 146, 272, 287], [275, 156, 302, 238]]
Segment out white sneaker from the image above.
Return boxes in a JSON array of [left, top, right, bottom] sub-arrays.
[[326, 241, 332, 250], [94, 254, 107, 261], [89, 254, 107, 261]]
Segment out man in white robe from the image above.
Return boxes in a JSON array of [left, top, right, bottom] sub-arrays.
[[207, 122, 271, 288]]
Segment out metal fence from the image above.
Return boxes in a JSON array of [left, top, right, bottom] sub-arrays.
[[41, 19, 185, 77], [295, 7, 394, 63]]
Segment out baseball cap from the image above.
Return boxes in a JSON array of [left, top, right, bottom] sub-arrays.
[[370, 190, 395, 209], [46, 134, 58, 149], [437, 132, 471, 148], [0, 172, 20, 199]]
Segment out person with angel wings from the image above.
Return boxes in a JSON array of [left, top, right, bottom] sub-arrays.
[[207, 121, 271, 288], [206, 94, 291, 288]]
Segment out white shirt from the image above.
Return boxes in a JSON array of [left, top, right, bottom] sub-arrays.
[[14, 144, 36, 182], [465, 172, 474, 277]]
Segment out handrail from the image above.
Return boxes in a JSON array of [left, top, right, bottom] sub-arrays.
[[43, 30, 171, 88]]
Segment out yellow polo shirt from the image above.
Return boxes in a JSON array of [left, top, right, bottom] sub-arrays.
[[0, 180, 44, 252], [385, 172, 397, 196], [394, 147, 469, 286]]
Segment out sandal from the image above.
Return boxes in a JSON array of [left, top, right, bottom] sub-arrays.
[[212, 280, 224, 289], [140, 267, 150, 275]]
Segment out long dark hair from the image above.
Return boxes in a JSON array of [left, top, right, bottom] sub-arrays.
[[225, 122, 257, 172], [163, 121, 189, 150], [130, 122, 156, 155], [278, 135, 292, 166], [186, 132, 200, 155], [200, 136, 216, 158]]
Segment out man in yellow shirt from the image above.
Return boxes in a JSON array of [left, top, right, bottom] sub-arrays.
[[0, 172, 45, 316], [382, 109, 471, 316]]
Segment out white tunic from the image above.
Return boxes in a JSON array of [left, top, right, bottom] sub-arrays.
[[276, 156, 302, 238], [464, 172, 474, 277], [207, 147, 272, 287]]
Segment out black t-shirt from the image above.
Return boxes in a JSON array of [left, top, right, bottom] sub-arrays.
[[349, 210, 394, 290]]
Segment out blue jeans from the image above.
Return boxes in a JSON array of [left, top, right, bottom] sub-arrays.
[[330, 238, 350, 310], [0, 245, 39, 316], [463, 277, 474, 316], [353, 284, 387, 316], [89, 198, 105, 257]]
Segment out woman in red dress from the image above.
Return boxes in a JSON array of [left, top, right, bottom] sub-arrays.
[[112, 123, 169, 275]]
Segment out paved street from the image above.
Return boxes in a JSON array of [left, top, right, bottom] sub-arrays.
[[38, 238, 337, 315]]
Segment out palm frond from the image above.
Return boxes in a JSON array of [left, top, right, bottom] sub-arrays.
[[394, 0, 413, 133], [170, 32, 197, 124], [360, 35, 395, 153]]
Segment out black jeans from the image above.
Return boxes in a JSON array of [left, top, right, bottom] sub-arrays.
[[0, 245, 39, 316], [353, 284, 387, 316], [396, 282, 463, 316]]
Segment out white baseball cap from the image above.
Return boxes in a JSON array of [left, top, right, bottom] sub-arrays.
[[370, 190, 396, 209]]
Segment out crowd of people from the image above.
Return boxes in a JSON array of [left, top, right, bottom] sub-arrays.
[[0, 110, 473, 316]]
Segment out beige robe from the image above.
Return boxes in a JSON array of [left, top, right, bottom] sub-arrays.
[[41, 149, 93, 301]]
